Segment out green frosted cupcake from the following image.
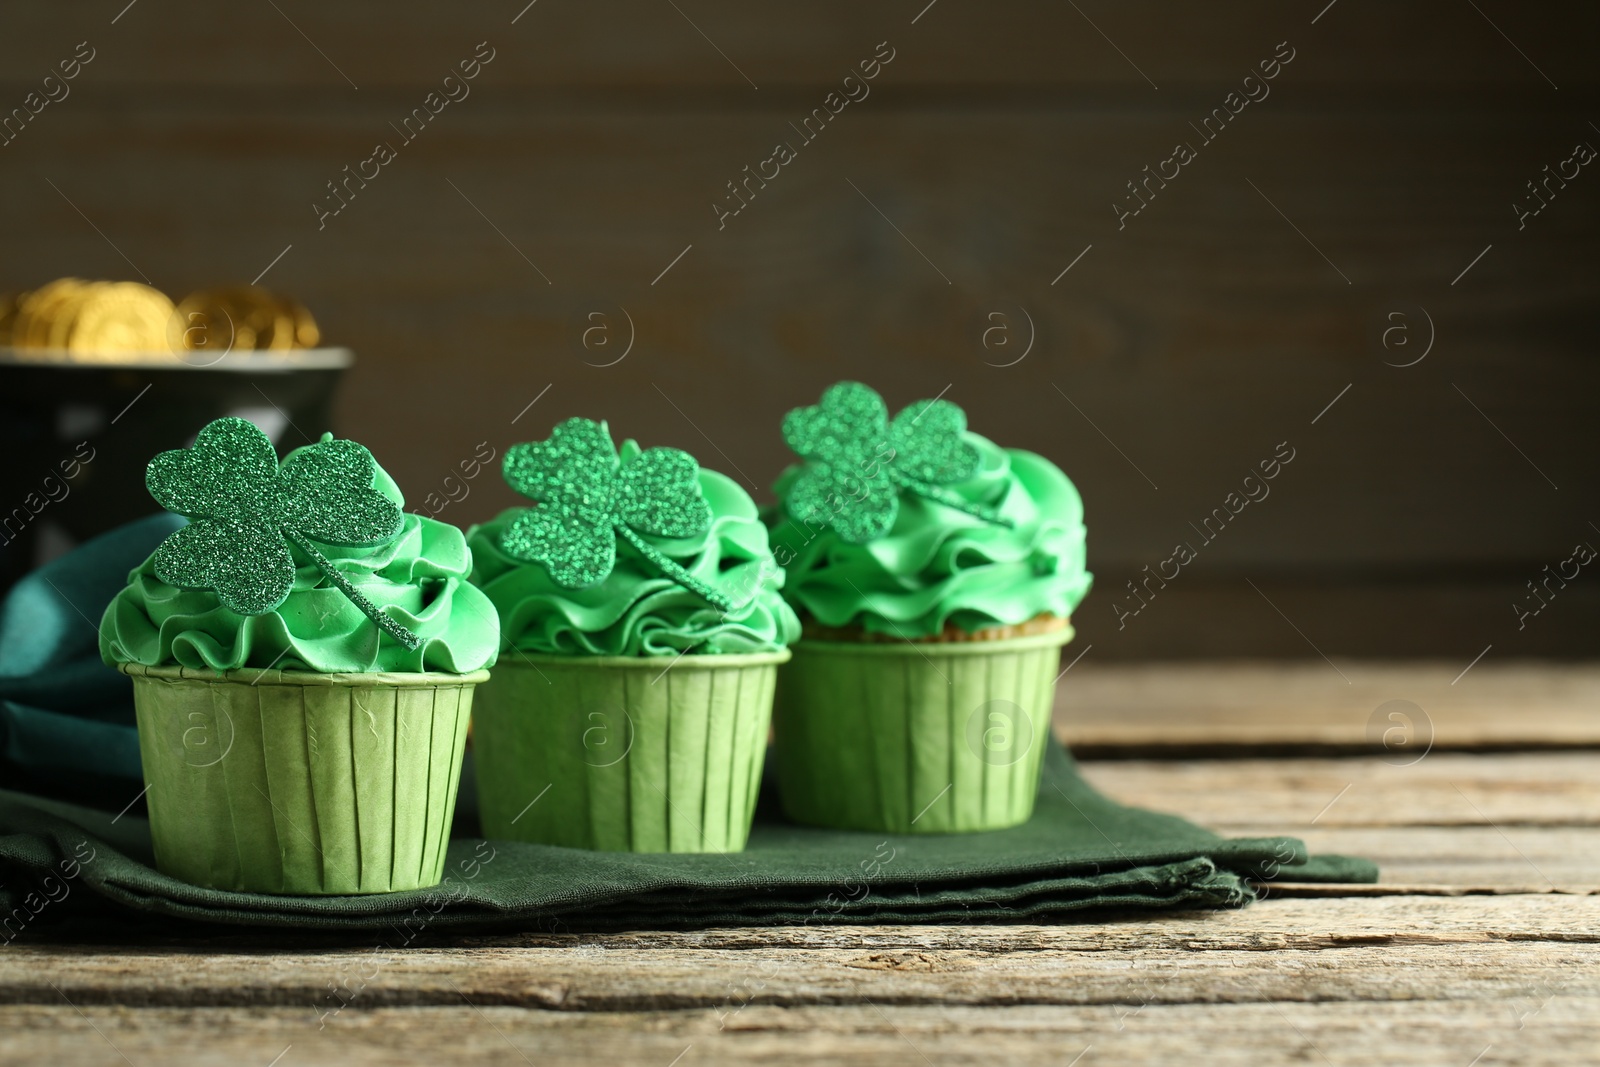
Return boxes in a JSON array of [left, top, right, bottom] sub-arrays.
[[467, 417, 798, 853], [99, 417, 498, 894], [767, 382, 1091, 833]]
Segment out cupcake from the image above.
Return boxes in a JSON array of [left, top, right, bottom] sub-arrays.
[[99, 416, 498, 894], [767, 382, 1091, 833], [466, 417, 798, 853]]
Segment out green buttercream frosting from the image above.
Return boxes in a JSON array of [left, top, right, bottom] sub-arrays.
[[468, 441, 800, 656], [768, 433, 1092, 637], [99, 450, 500, 673]]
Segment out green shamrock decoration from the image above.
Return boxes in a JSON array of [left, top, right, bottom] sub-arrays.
[[781, 381, 1012, 543], [498, 418, 733, 612], [146, 417, 422, 651]]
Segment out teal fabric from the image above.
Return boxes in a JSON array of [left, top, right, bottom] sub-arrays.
[[0, 518, 1376, 932], [0, 514, 183, 790], [0, 739, 1375, 932]]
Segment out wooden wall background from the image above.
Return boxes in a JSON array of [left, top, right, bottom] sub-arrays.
[[2, 1, 1597, 660]]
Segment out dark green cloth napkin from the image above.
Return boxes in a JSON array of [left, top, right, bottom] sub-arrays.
[[0, 739, 1375, 933]]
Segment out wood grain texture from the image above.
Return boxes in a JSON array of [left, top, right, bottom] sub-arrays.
[[5, 663, 1599, 1064], [4, 2, 1599, 89], [2, 4, 1597, 655], [1056, 661, 1600, 753], [1079, 752, 1600, 831], [3, 899, 1598, 1064], [6, 96, 1593, 564], [10, 895, 1595, 954], [1265, 827, 1600, 892], [4, 898, 1597, 1008], [1, 1000, 1593, 1067]]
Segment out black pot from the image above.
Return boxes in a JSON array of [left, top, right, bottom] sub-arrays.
[[0, 347, 353, 595]]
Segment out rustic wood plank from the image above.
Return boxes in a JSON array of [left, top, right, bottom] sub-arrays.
[[4, 1, 1597, 89], [32, 941, 1589, 1009], [3, 101, 1595, 575], [5, 89, 1596, 657], [2, 999, 1594, 1067], [1056, 662, 1600, 753], [5, 898, 1599, 1064], [1268, 827, 1600, 892], [12, 895, 1600, 953], [1079, 752, 1600, 832], [5, 898, 1597, 1008], [7, 1, 1599, 658], [2, 999, 1597, 1067], [1258, 882, 1599, 898], [5, 9, 1599, 661]]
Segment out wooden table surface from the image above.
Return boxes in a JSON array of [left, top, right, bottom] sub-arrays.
[[4, 661, 1597, 1066]]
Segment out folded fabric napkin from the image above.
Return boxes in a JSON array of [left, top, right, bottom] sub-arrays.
[[0, 516, 1374, 933], [0, 737, 1374, 932]]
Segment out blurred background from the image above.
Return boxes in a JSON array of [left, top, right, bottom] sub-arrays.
[[2, 0, 1596, 660]]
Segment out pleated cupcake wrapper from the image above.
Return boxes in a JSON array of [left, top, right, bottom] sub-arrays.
[[473, 651, 790, 853], [122, 664, 488, 895], [775, 626, 1076, 834]]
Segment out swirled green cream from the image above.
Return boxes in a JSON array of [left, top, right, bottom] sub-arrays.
[[767, 434, 1091, 637], [99, 453, 499, 674], [468, 441, 800, 656]]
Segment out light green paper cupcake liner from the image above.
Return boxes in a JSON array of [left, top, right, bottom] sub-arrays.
[[473, 650, 790, 853], [122, 663, 487, 895], [774, 626, 1075, 834]]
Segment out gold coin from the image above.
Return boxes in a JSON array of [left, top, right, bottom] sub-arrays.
[[174, 287, 259, 352], [66, 282, 176, 354], [13, 278, 86, 348], [287, 296, 320, 348], [249, 287, 304, 350], [258, 289, 297, 350], [175, 285, 314, 351], [174, 288, 233, 352], [170, 291, 229, 354], [48, 281, 103, 349]]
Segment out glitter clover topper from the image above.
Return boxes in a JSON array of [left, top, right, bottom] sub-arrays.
[[782, 381, 1012, 544], [145, 417, 422, 650], [498, 418, 733, 612]]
